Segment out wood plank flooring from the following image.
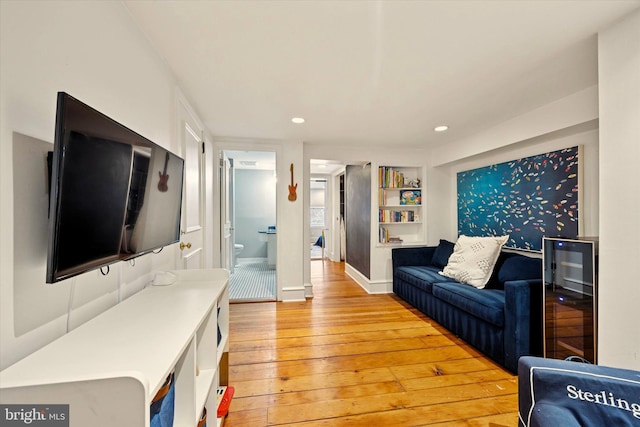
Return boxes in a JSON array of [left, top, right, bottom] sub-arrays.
[[225, 260, 518, 426]]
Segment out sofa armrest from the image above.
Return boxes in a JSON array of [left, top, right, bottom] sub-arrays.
[[518, 356, 640, 427], [392, 246, 436, 269], [503, 279, 543, 373]]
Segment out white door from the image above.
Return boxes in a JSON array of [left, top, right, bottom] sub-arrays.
[[178, 102, 204, 270], [220, 152, 233, 272]]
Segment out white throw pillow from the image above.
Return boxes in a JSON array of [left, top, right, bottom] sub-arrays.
[[440, 235, 509, 289]]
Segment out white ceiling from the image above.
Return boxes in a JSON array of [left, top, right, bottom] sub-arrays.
[[124, 0, 639, 151]]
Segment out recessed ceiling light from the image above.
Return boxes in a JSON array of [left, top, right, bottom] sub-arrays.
[[291, 117, 305, 124], [434, 125, 449, 132]]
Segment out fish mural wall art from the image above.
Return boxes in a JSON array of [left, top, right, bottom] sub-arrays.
[[457, 146, 580, 251]]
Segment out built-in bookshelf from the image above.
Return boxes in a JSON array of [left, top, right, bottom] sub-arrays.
[[378, 166, 425, 245]]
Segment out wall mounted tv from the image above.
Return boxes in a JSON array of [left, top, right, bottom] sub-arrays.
[[46, 92, 184, 283]]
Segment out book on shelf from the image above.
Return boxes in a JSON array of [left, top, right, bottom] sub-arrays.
[[379, 226, 403, 243], [379, 209, 416, 223], [378, 188, 386, 205], [379, 166, 421, 189], [379, 226, 388, 243], [400, 190, 421, 205], [379, 166, 405, 188]]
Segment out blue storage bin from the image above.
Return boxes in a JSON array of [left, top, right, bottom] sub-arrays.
[[150, 372, 175, 427]]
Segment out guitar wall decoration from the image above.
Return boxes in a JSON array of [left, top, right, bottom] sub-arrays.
[[288, 163, 297, 201], [158, 151, 170, 192]]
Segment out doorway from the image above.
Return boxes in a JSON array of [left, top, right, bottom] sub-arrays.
[[307, 159, 370, 287], [307, 159, 348, 274], [310, 178, 327, 260], [222, 150, 277, 302]]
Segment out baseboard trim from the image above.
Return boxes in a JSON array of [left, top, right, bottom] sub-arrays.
[[303, 282, 314, 299], [237, 257, 267, 264], [344, 264, 392, 294], [281, 286, 306, 302]]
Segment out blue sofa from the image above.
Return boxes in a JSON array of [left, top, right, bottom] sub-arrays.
[[518, 356, 640, 426], [392, 240, 543, 373]]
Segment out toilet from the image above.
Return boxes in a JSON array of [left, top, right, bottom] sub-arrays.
[[233, 243, 244, 266], [231, 243, 244, 272]]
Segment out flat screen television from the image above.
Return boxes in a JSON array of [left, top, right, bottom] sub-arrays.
[[46, 92, 184, 283]]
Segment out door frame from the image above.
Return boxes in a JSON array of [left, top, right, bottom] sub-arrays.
[[219, 151, 233, 272], [214, 139, 280, 298], [175, 91, 206, 270]]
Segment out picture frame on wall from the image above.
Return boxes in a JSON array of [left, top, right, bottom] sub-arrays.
[[457, 146, 581, 251]]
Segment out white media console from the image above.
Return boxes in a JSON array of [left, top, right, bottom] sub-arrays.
[[0, 268, 229, 427]]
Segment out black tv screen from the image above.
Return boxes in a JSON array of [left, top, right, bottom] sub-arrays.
[[46, 92, 184, 283]]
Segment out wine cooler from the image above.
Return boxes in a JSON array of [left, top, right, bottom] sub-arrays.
[[542, 237, 598, 363]]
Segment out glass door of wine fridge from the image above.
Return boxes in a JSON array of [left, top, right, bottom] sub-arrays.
[[542, 237, 598, 363]]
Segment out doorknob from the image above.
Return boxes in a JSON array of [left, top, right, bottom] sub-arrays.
[[180, 242, 192, 251]]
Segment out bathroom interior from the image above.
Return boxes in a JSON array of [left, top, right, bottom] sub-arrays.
[[225, 151, 343, 302], [224, 150, 278, 302]]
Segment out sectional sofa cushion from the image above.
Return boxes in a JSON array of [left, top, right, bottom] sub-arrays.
[[432, 283, 506, 327], [394, 266, 456, 292]]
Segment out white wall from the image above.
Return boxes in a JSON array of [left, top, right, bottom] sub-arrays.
[[430, 86, 599, 168], [430, 87, 600, 245], [598, 9, 640, 370], [0, 1, 183, 369], [276, 142, 306, 301], [234, 169, 276, 258]]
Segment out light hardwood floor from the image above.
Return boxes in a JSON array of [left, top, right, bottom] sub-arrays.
[[225, 260, 518, 426]]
